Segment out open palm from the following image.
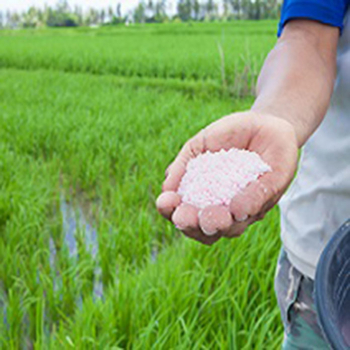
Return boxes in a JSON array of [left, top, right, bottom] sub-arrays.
[[157, 111, 299, 245]]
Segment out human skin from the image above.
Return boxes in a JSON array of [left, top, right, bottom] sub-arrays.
[[156, 20, 339, 245]]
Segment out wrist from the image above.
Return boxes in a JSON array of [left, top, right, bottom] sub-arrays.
[[250, 106, 305, 148]]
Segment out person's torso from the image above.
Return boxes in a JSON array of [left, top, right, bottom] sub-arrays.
[[279, 9, 350, 279]]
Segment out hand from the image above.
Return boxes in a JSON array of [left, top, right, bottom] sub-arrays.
[[156, 111, 299, 245]]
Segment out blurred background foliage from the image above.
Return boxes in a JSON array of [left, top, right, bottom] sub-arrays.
[[0, 0, 281, 29]]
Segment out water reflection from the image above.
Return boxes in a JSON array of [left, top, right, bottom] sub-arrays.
[[59, 196, 103, 300]]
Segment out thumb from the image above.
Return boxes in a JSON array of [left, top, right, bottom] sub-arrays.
[[162, 133, 206, 192]]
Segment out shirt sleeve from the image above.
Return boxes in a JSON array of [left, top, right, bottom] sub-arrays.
[[278, 0, 350, 36]]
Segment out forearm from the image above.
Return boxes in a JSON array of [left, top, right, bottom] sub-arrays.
[[251, 21, 338, 148]]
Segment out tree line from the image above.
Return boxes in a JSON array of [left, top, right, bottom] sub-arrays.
[[0, 0, 281, 29]]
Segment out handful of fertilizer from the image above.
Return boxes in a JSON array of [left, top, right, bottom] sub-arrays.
[[177, 148, 271, 209]]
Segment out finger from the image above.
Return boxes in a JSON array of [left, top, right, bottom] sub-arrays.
[[183, 228, 222, 245], [156, 191, 182, 220], [162, 133, 205, 192], [172, 204, 222, 245], [181, 227, 222, 246], [171, 204, 199, 238], [221, 216, 256, 238], [164, 162, 173, 178], [172, 203, 200, 231], [229, 172, 279, 221], [198, 205, 233, 236], [162, 155, 187, 193]]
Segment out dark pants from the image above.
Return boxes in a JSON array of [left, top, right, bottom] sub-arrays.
[[274, 249, 330, 349]]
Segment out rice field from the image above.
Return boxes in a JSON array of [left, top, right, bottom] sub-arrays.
[[0, 21, 282, 349]]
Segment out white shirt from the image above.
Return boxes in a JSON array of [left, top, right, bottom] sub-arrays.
[[279, 10, 350, 279]]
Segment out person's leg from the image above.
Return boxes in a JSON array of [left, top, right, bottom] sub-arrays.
[[274, 249, 330, 349]]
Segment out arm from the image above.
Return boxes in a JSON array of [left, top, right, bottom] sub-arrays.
[[157, 20, 339, 245], [252, 20, 339, 147]]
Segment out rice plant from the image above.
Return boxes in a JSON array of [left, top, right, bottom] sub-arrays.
[[0, 21, 282, 349]]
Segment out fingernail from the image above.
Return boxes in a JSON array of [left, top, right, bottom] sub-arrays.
[[236, 214, 248, 222], [202, 227, 218, 236]]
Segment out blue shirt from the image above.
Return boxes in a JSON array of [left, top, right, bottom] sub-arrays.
[[278, 0, 350, 36]]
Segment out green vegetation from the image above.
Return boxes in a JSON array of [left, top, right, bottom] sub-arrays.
[[0, 22, 276, 97], [1, 0, 280, 29], [0, 21, 282, 349]]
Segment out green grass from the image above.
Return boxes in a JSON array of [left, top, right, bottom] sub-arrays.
[[0, 21, 277, 96], [0, 21, 282, 349]]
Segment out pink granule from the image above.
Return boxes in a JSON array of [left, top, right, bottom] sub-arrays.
[[177, 148, 271, 209]]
